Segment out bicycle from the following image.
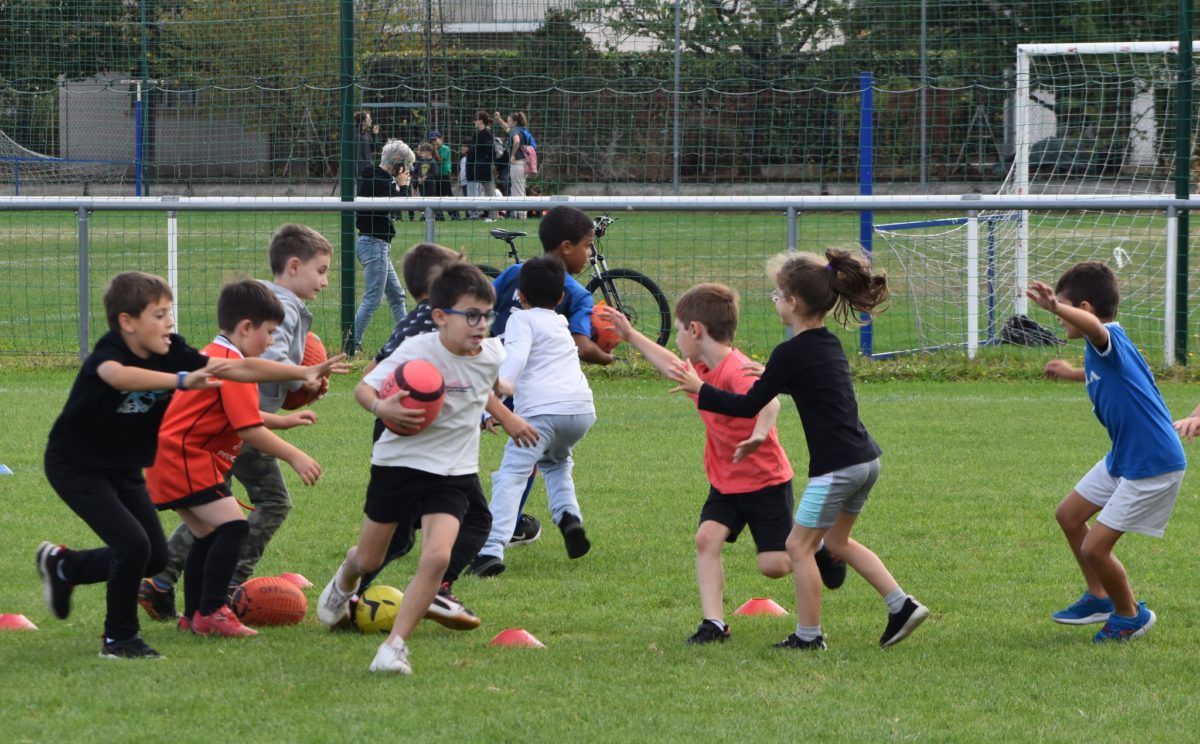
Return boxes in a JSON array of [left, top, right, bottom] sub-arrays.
[[475, 215, 672, 346]]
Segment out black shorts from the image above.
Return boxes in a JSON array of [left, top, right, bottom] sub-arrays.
[[363, 465, 480, 526], [698, 480, 794, 553], [154, 481, 232, 511]]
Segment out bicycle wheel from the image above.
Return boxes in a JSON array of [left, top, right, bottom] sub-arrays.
[[475, 264, 501, 280], [587, 268, 671, 347]]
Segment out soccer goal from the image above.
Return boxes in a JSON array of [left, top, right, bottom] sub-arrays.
[[0, 127, 129, 196], [875, 41, 1195, 363]]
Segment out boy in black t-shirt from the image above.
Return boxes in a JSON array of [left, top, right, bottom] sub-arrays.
[[37, 271, 346, 659]]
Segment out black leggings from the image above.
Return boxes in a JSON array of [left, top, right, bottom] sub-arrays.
[[44, 451, 168, 641]]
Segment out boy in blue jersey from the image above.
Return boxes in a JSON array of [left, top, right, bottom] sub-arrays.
[[1028, 261, 1185, 643], [475, 205, 613, 565]]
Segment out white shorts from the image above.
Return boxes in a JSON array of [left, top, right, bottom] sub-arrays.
[[1074, 458, 1184, 538]]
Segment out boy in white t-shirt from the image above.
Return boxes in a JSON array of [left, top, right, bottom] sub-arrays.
[[469, 256, 597, 577], [316, 263, 508, 674]]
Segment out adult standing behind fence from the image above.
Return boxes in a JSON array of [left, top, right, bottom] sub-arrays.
[[354, 139, 413, 353], [354, 111, 380, 175], [467, 111, 496, 221], [494, 111, 534, 220]]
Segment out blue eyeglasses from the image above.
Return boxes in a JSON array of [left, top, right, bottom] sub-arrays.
[[440, 308, 497, 327]]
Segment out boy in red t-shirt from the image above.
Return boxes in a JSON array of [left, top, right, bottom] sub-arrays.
[[602, 283, 844, 645], [146, 280, 347, 637]]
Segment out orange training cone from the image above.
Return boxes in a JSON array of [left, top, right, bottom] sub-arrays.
[[0, 614, 38, 631], [278, 572, 314, 589], [489, 628, 545, 648], [734, 598, 789, 617]]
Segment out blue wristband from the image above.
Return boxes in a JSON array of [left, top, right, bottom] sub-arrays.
[[177, 371, 188, 390]]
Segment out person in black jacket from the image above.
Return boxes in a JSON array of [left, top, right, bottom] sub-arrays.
[[465, 111, 496, 221], [353, 139, 414, 352]]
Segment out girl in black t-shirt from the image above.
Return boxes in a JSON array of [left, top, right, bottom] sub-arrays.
[[669, 249, 929, 652]]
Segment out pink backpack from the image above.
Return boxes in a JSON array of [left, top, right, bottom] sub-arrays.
[[523, 144, 539, 175]]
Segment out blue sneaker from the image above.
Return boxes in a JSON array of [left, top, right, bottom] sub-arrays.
[[1051, 591, 1113, 625], [1093, 602, 1156, 643]]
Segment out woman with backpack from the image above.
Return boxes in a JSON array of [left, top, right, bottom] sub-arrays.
[[495, 111, 537, 220]]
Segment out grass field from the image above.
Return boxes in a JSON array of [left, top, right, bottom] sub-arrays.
[[5, 206, 1190, 365], [2, 364, 1200, 741]]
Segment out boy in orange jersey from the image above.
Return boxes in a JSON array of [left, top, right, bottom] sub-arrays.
[[145, 280, 347, 637]]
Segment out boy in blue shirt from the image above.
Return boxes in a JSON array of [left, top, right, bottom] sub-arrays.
[[1027, 261, 1186, 642]]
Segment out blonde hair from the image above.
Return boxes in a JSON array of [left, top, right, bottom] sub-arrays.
[[380, 138, 415, 171]]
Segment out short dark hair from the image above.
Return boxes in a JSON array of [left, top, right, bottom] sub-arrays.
[[1055, 261, 1119, 320], [519, 255, 566, 309], [104, 272, 173, 333], [429, 262, 496, 310], [674, 283, 739, 343], [538, 205, 594, 253], [402, 243, 464, 299], [268, 224, 333, 277], [217, 280, 285, 333]]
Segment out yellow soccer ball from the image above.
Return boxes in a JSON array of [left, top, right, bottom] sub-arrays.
[[352, 585, 404, 633]]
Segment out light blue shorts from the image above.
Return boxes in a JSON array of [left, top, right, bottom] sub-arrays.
[[795, 458, 880, 529]]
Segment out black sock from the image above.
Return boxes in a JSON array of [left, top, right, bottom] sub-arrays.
[[198, 520, 249, 616], [183, 533, 214, 619]]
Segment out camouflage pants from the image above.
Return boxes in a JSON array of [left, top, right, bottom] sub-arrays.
[[153, 446, 293, 586]]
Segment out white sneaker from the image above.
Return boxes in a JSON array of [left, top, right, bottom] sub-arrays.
[[316, 563, 358, 627], [369, 637, 412, 674]]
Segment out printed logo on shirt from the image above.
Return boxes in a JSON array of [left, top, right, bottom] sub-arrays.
[[1086, 370, 1101, 385], [444, 379, 473, 394], [116, 390, 168, 414]]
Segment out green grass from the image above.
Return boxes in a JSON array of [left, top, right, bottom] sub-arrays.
[[2, 367, 1200, 741]]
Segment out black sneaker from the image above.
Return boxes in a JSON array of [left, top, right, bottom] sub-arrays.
[[100, 635, 163, 660], [880, 597, 930, 648], [137, 578, 178, 621], [773, 633, 827, 650], [557, 513, 591, 559], [423, 583, 481, 630], [686, 619, 730, 645], [468, 554, 506, 578], [508, 514, 542, 546], [35, 541, 73, 620], [814, 546, 847, 590]]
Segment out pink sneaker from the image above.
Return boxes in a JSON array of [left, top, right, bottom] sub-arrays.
[[191, 606, 258, 637]]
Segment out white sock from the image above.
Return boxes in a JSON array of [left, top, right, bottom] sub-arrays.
[[795, 624, 822, 641], [704, 618, 726, 631], [884, 587, 907, 614]]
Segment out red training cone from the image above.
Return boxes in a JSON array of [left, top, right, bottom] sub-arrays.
[[734, 598, 789, 617], [489, 628, 545, 648], [0, 614, 38, 631], [278, 572, 314, 589]]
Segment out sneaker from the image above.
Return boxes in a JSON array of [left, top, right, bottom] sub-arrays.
[[773, 633, 827, 650], [35, 541, 73, 620], [880, 597, 930, 648], [1052, 591, 1114, 625], [468, 554, 506, 578], [137, 578, 178, 621], [1093, 602, 1156, 643], [814, 546, 847, 590], [316, 563, 359, 627], [423, 583, 481, 630], [508, 514, 542, 546], [100, 635, 163, 660], [369, 636, 412, 674], [685, 619, 730, 645], [191, 606, 258, 637], [177, 615, 191, 632], [558, 513, 591, 559]]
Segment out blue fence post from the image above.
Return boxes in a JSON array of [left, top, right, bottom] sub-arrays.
[[858, 71, 874, 357]]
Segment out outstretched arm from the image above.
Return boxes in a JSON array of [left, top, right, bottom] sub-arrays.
[[599, 305, 678, 376], [1026, 280, 1108, 350], [1174, 402, 1200, 443], [97, 358, 231, 392], [238, 425, 321, 486], [1043, 359, 1085, 382], [214, 354, 350, 384]]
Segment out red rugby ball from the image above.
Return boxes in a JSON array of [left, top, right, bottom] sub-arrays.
[[377, 359, 445, 436], [230, 575, 308, 626], [591, 302, 622, 353], [281, 331, 328, 410]]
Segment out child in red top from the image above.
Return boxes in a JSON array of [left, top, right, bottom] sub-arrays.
[[146, 280, 347, 637], [602, 283, 844, 645]]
